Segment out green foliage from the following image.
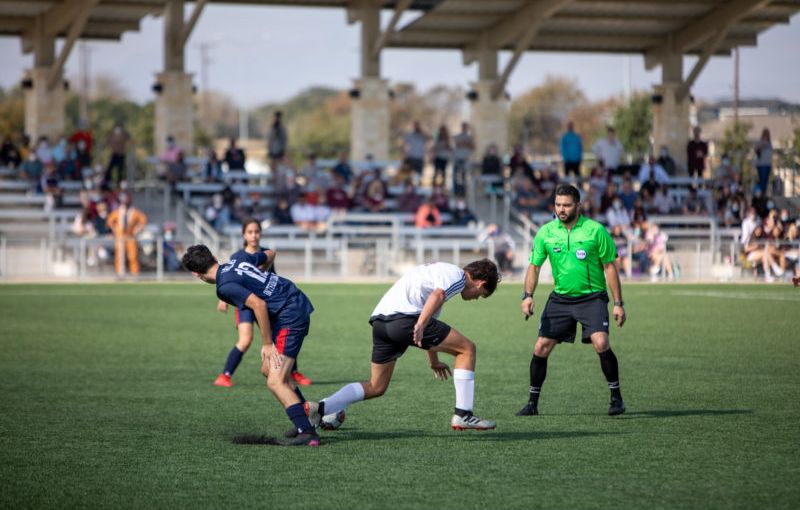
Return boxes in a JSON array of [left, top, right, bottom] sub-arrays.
[[508, 76, 588, 155], [0, 283, 799, 509], [0, 86, 25, 140], [612, 93, 652, 161], [721, 121, 754, 186]]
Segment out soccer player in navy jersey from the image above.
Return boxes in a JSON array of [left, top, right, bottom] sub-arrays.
[[213, 218, 312, 388], [183, 244, 319, 446]]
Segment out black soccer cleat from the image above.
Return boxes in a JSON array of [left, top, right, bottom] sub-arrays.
[[279, 431, 320, 446], [284, 427, 300, 439], [516, 401, 539, 416], [608, 398, 626, 416]]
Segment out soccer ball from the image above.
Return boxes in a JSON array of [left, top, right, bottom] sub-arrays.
[[320, 410, 346, 431]]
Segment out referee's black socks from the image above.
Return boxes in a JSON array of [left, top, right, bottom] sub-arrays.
[[598, 349, 622, 400], [528, 355, 548, 404]]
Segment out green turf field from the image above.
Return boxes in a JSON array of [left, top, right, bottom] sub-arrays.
[[1, 282, 798, 509]]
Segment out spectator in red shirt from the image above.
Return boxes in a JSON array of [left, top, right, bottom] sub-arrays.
[[415, 197, 442, 228]]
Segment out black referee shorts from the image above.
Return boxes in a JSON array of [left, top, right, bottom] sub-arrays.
[[369, 315, 452, 364], [539, 291, 610, 344]]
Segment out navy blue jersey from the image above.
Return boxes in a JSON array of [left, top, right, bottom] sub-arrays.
[[216, 252, 313, 326], [230, 247, 275, 273]]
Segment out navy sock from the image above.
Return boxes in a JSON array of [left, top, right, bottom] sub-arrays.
[[529, 355, 548, 404], [293, 359, 300, 373], [598, 349, 622, 400], [223, 347, 244, 376], [286, 403, 314, 434]]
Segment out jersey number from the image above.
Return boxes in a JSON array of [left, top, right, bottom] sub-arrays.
[[234, 262, 267, 283]]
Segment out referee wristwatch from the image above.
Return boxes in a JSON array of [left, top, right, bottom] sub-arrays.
[[521, 292, 533, 300], [614, 300, 625, 307]]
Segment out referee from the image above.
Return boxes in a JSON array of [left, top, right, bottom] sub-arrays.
[[517, 184, 627, 416]]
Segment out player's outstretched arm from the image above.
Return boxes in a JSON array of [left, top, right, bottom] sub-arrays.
[[414, 289, 445, 347], [603, 262, 626, 327]]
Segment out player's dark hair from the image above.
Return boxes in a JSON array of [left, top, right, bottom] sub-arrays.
[[182, 245, 216, 274], [554, 183, 581, 204], [241, 218, 261, 247], [463, 258, 501, 296]]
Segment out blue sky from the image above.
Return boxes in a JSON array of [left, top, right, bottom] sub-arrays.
[[0, 6, 798, 108]]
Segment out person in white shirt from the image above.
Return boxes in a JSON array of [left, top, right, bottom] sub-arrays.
[[637, 155, 671, 185], [307, 260, 501, 432], [592, 126, 624, 173]]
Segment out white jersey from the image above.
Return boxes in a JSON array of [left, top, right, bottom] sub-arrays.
[[370, 263, 466, 320]]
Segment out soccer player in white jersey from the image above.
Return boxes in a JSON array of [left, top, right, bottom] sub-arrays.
[[307, 259, 500, 431]]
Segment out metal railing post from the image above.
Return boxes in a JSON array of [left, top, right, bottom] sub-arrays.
[[304, 239, 312, 280], [156, 235, 164, 281]]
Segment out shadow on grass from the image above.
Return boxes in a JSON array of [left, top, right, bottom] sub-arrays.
[[319, 429, 614, 443], [231, 434, 281, 445], [621, 409, 753, 419]]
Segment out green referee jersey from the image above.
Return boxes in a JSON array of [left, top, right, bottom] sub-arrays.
[[530, 215, 617, 296]]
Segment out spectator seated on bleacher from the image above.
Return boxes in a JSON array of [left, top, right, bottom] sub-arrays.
[[606, 199, 631, 229], [0, 135, 22, 168], [782, 223, 800, 281], [205, 193, 231, 231], [631, 197, 647, 226], [580, 187, 600, 220], [431, 185, 450, 213], [514, 175, 545, 215], [244, 191, 270, 223], [682, 187, 707, 216], [611, 224, 633, 277], [588, 166, 608, 197], [415, 197, 442, 229], [713, 155, 735, 189], [397, 180, 422, 213], [272, 196, 294, 225], [638, 155, 670, 189], [357, 169, 388, 213], [204, 147, 223, 183], [325, 172, 351, 212], [481, 224, 515, 274], [290, 192, 330, 232], [162, 222, 183, 272], [657, 146, 677, 177], [653, 184, 674, 215], [537, 165, 559, 201], [40, 162, 62, 209], [481, 144, 502, 178], [21, 152, 43, 185], [332, 152, 353, 184], [599, 182, 619, 215], [618, 178, 637, 212], [451, 197, 478, 227], [645, 222, 674, 280], [224, 137, 246, 172]]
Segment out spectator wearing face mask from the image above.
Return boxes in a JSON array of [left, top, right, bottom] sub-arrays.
[[606, 197, 631, 229], [452, 197, 477, 226], [714, 154, 735, 188], [656, 146, 676, 177]]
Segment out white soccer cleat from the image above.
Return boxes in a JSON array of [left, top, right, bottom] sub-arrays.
[[451, 413, 496, 431]]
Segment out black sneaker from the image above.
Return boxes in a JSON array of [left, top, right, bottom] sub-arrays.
[[284, 427, 300, 439], [280, 432, 320, 446], [516, 401, 539, 416], [608, 398, 625, 416]]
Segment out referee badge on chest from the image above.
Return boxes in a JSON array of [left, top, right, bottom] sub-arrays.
[[553, 246, 561, 253], [575, 249, 587, 260]]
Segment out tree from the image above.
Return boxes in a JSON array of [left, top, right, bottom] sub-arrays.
[[0, 86, 25, 140], [612, 93, 652, 162], [721, 120, 753, 187], [508, 76, 588, 155]]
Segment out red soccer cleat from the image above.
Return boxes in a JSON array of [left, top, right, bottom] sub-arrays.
[[292, 371, 312, 386], [214, 373, 233, 387]]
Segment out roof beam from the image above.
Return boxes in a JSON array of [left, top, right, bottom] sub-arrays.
[[179, 0, 207, 49], [485, 0, 573, 49], [48, 0, 99, 90], [676, 26, 729, 102], [645, 0, 771, 69], [372, 0, 412, 57]]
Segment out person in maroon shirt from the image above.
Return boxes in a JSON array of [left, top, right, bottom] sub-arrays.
[[686, 126, 708, 179]]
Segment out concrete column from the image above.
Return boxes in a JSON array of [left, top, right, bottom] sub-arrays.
[[154, 71, 194, 156], [350, 2, 387, 161], [360, 3, 380, 78], [164, 0, 184, 72], [652, 53, 690, 170], [24, 21, 64, 143], [350, 77, 389, 161], [469, 51, 508, 157], [24, 68, 66, 143]]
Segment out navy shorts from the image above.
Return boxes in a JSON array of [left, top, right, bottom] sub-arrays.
[[235, 307, 255, 326], [539, 291, 610, 344], [272, 320, 309, 359], [370, 315, 451, 364]]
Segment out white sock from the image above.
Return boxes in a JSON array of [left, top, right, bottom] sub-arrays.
[[453, 369, 475, 412], [321, 382, 365, 415]]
